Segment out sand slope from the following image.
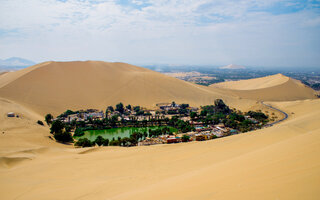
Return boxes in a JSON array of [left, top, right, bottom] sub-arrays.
[[0, 98, 68, 156], [0, 61, 319, 199], [0, 61, 237, 116], [210, 74, 317, 101], [0, 99, 319, 200], [212, 74, 289, 90]]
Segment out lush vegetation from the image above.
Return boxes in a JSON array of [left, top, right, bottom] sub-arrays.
[[48, 119, 73, 143], [47, 99, 269, 147], [75, 126, 177, 146], [181, 134, 190, 142], [191, 99, 269, 133]]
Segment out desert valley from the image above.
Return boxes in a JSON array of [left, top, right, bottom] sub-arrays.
[[0, 61, 319, 199], [1, 0, 320, 199]]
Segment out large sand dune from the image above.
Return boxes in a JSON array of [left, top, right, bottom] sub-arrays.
[[0, 61, 240, 116], [210, 74, 317, 101], [0, 61, 319, 199], [0, 98, 319, 200]]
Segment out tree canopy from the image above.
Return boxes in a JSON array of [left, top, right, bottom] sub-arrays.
[[116, 102, 124, 114], [45, 113, 53, 125]]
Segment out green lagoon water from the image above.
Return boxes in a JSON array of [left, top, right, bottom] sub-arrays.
[[74, 126, 177, 141]]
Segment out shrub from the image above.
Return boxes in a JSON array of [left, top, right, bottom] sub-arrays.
[[214, 99, 230, 114], [116, 102, 124, 114], [75, 138, 92, 147], [58, 110, 77, 118], [54, 131, 73, 143], [37, 120, 44, 126], [120, 137, 132, 147], [103, 138, 109, 146], [74, 128, 84, 137], [50, 120, 64, 134], [136, 110, 144, 116], [210, 134, 218, 140], [94, 136, 105, 146], [133, 106, 140, 112], [181, 134, 190, 142], [247, 111, 268, 121], [45, 114, 53, 125], [109, 140, 120, 146], [107, 106, 114, 112]]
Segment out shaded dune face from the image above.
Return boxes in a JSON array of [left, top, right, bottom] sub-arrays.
[[210, 74, 317, 101], [0, 61, 230, 115]]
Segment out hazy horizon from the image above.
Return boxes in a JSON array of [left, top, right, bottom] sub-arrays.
[[1, 0, 320, 68]]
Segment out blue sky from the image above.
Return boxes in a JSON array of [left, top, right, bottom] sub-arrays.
[[0, 0, 319, 67]]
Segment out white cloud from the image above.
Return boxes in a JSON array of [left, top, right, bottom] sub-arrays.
[[0, 0, 319, 67]]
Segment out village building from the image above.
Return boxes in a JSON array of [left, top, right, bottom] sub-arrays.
[[7, 112, 15, 117]]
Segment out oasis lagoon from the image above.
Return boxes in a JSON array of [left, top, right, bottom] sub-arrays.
[[74, 126, 178, 141]]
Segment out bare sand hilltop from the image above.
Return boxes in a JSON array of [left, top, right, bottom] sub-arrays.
[[0, 61, 249, 116], [210, 73, 318, 101], [0, 61, 319, 200]]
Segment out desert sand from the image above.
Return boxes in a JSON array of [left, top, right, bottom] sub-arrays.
[[0, 61, 248, 116], [210, 74, 317, 101], [0, 61, 319, 200]]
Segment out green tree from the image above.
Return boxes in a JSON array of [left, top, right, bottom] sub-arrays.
[[74, 128, 84, 137], [181, 134, 190, 142], [120, 137, 132, 147], [75, 138, 92, 147], [190, 112, 197, 120], [200, 110, 207, 117], [214, 99, 230, 114], [94, 136, 105, 146], [109, 139, 120, 146], [50, 120, 64, 134], [103, 138, 109, 146], [107, 106, 114, 112], [133, 106, 140, 112], [172, 101, 176, 107], [116, 102, 124, 114], [54, 131, 73, 143], [180, 104, 189, 109], [126, 104, 132, 110], [45, 114, 53, 125]]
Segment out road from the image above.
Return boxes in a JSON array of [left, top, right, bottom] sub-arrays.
[[261, 101, 289, 126]]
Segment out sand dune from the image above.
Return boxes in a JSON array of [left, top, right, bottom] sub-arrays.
[[210, 74, 317, 101], [0, 61, 238, 116], [212, 73, 289, 90], [0, 61, 319, 199], [0, 99, 319, 200]]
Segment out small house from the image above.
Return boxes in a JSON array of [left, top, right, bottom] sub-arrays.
[[230, 129, 238, 135], [167, 136, 179, 144], [7, 112, 15, 117], [195, 134, 205, 141]]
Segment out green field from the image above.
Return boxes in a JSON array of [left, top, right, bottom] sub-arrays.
[[74, 126, 178, 141]]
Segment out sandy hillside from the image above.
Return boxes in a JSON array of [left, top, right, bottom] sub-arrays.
[[0, 98, 70, 155], [0, 61, 243, 116], [212, 73, 289, 90], [210, 74, 317, 101], [0, 61, 319, 199], [0, 98, 319, 200]]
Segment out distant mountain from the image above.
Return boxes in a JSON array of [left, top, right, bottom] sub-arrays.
[[0, 57, 36, 71], [219, 64, 246, 69]]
